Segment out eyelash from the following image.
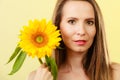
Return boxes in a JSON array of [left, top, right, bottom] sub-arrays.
[[67, 20, 95, 26], [68, 20, 76, 25], [86, 21, 95, 26]]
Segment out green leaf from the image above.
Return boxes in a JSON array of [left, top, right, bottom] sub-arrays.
[[7, 46, 21, 64], [45, 55, 58, 80], [9, 51, 27, 75], [50, 58, 58, 80], [45, 55, 50, 66], [45, 55, 51, 70]]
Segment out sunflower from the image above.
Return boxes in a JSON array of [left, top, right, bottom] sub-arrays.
[[19, 19, 61, 58]]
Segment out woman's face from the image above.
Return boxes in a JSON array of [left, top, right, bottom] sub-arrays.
[[60, 1, 96, 54]]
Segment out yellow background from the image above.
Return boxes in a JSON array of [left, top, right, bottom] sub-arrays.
[[0, 0, 120, 80]]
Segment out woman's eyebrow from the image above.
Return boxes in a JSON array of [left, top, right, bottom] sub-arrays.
[[67, 17, 78, 20], [67, 17, 77, 19], [85, 18, 95, 21]]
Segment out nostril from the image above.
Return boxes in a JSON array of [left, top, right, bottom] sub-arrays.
[[76, 28, 86, 36], [76, 32, 86, 36]]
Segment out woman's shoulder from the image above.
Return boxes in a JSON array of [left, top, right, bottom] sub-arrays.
[[111, 62, 120, 80], [111, 62, 120, 69]]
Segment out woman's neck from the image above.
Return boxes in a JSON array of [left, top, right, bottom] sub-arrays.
[[65, 50, 87, 72], [58, 49, 89, 80]]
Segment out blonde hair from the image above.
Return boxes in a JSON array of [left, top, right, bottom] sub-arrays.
[[52, 0, 113, 80]]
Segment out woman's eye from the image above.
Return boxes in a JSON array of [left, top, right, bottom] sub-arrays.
[[68, 20, 76, 25], [87, 21, 94, 26]]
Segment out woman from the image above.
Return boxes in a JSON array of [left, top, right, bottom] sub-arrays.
[[27, 0, 120, 80]]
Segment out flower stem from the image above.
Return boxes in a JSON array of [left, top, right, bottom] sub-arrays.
[[38, 58, 43, 64]]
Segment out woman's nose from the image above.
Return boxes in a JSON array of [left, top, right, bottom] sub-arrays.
[[75, 24, 86, 36]]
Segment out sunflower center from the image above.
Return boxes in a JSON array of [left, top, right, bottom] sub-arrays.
[[32, 33, 48, 47], [36, 36, 43, 43]]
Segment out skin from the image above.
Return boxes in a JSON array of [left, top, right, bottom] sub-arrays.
[[27, 64, 53, 80], [27, 1, 120, 80], [112, 63, 120, 80]]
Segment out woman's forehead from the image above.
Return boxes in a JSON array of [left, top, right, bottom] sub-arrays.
[[61, 1, 95, 19]]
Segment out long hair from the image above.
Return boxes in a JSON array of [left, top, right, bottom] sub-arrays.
[[52, 0, 113, 80]]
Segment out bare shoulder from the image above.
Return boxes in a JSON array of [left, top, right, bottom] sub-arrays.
[[111, 62, 120, 80], [111, 62, 120, 70]]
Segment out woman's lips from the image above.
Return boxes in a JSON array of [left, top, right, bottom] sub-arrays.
[[74, 40, 87, 45]]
